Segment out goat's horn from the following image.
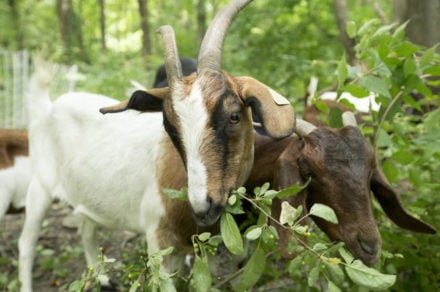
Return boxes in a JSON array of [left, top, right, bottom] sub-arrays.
[[157, 25, 183, 88], [295, 119, 317, 136], [197, 0, 253, 75], [342, 111, 358, 127]]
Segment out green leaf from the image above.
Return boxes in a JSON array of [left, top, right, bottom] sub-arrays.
[[162, 188, 188, 201], [376, 128, 393, 147], [263, 190, 278, 199], [403, 57, 417, 78], [382, 159, 399, 184], [392, 20, 409, 39], [246, 226, 262, 241], [392, 150, 414, 165], [424, 65, 440, 76], [220, 213, 244, 255], [419, 45, 438, 68], [312, 243, 327, 252], [233, 246, 266, 291], [308, 265, 320, 287], [337, 54, 348, 88], [280, 201, 301, 226], [339, 247, 354, 264], [228, 194, 237, 205], [357, 19, 380, 35], [288, 255, 304, 275], [192, 256, 212, 292], [197, 232, 211, 242], [345, 259, 396, 290], [328, 280, 342, 292], [309, 203, 338, 224], [343, 84, 370, 98], [394, 41, 419, 57], [324, 260, 345, 284], [277, 177, 311, 199], [359, 76, 390, 98], [346, 21, 356, 38]]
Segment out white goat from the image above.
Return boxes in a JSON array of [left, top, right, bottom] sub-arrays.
[[18, 0, 296, 290], [0, 129, 31, 221]]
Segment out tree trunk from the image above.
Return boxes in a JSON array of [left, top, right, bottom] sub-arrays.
[[56, 0, 74, 62], [197, 0, 207, 46], [98, 0, 107, 51], [333, 0, 356, 64], [393, 0, 440, 48], [138, 0, 151, 59]]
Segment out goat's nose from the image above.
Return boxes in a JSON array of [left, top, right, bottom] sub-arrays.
[[358, 238, 379, 256], [193, 197, 225, 227]]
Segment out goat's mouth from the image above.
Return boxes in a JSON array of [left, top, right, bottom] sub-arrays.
[[344, 237, 381, 266], [192, 201, 225, 227]]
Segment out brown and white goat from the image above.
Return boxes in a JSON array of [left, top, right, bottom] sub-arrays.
[[246, 113, 436, 265], [0, 129, 31, 220], [18, 0, 295, 290]]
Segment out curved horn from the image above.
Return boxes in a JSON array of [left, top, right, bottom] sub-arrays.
[[157, 25, 183, 88], [197, 0, 253, 74], [295, 119, 317, 137], [342, 111, 358, 127]]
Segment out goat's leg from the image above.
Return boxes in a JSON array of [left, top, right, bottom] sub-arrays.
[[0, 189, 12, 222], [78, 215, 111, 287], [18, 179, 51, 292], [79, 215, 99, 267]]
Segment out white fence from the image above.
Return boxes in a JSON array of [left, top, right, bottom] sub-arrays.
[[0, 50, 30, 129], [0, 50, 81, 129]]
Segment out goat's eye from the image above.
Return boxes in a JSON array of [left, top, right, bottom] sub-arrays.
[[230, 112, 241, 124]]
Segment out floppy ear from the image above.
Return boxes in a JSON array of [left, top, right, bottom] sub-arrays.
[[99, 88, 169, 114], [371, 167, 436, 234], [235, 77, 295, 140], [272, 145, 308, 259]]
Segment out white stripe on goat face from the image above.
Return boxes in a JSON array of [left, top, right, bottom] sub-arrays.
[[172, 79, 210, 215]]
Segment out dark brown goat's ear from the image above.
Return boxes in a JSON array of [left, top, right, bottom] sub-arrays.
[[99, 88, 169, 114], [371, 167, 436, 234], [235, 76, 295, 140]]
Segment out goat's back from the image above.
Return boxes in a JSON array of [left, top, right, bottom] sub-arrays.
[[29, 92, 167, 232]]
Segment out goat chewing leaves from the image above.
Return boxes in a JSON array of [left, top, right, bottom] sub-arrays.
[[309, 203, 339, 224]]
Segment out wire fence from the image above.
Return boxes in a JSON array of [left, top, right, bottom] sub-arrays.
[[0, 50, 81, 130]]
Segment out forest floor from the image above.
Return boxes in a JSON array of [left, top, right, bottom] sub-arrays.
[[0, 202, 144, 291]]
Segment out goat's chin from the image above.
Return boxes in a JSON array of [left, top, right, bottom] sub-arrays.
[[192, 211, 222, 227], [345, 240, 381, 266]]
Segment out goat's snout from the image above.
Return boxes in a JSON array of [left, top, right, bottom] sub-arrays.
[[355, 236, 381, 266], [192, 197, 225, 227]]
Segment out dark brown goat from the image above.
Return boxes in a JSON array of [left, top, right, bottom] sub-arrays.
[[246, 114, 436, 265]]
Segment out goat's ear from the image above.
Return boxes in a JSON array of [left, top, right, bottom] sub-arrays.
[[272, 147, 308, 259], [99, 88, 168, 114], [236, 77, 295, 140], [371, 167, 436, 234]]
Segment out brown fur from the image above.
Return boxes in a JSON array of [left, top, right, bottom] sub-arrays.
[[0, 129, 29, 169], [246, 127, 436, 265], [102, 70, 295, 226]]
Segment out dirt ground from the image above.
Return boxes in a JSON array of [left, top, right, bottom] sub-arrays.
[[0, 202, 143, 291]]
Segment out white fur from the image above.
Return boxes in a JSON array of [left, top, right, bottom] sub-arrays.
[[19, 85, 170, 291], [172, 80, 210, 214], [0, 156, 32, 221], [320, 91, 380, 112]]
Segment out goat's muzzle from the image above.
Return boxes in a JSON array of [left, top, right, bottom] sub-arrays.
[[192, 199, 225, 227]]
